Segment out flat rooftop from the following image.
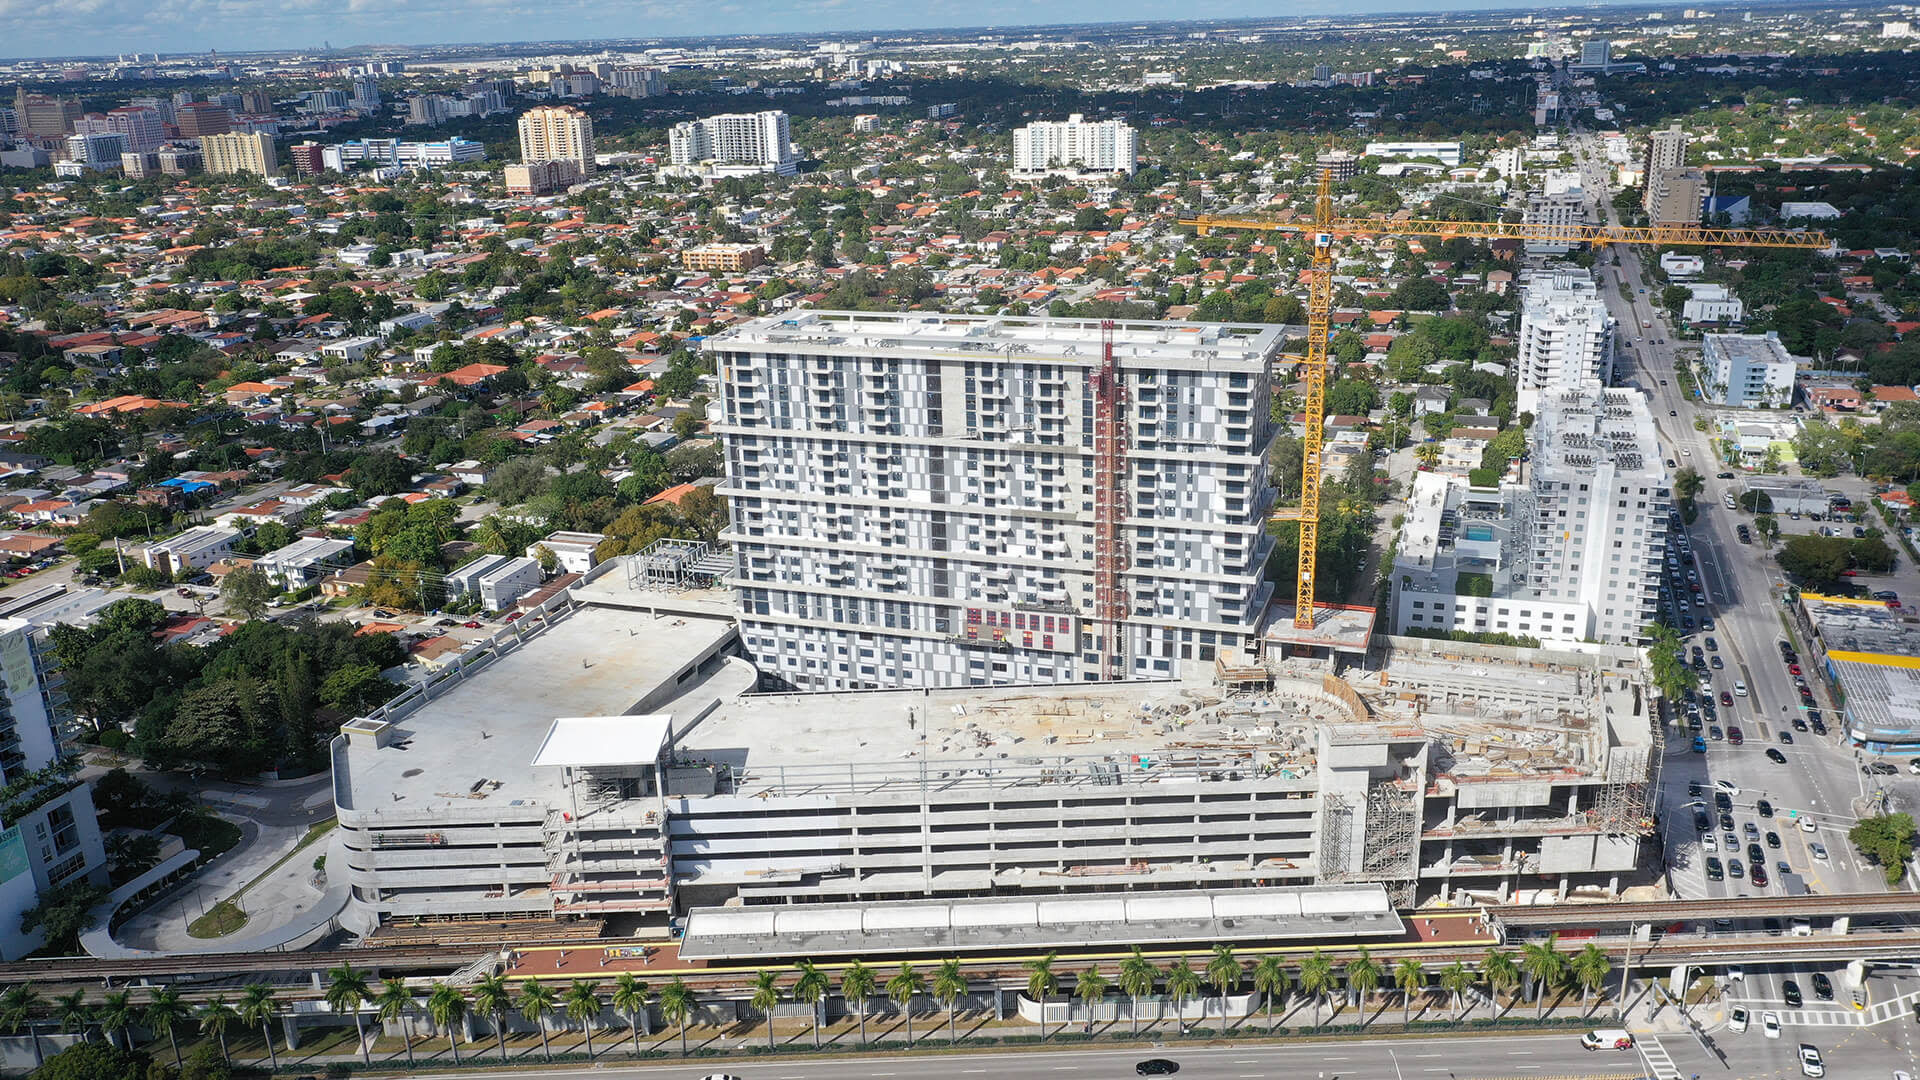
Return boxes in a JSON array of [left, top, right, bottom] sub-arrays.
[[678, 885, 1402, 960], [1804, 596, 1920, 744], [713, 310, 1283, 368], [675, 678, 1338, 798], [337, 604, 735, 815]]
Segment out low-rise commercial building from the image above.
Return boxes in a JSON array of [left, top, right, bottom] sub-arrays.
[[253, 536, 356, 589], [1700, 331, 1796, 408], [681, 243, 766, 273], [447, 554, 544, 611], [142, 526, 241, 575]]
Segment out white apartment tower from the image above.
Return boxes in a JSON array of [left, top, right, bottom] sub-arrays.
[[103, 106, 164, 152], [1012, 114, 1139, 175], [668, 110, 796, 175], [517, 104, 595, 175], [1391, 384, 1669, 647], [708, 311, 1279, 690], [1700, 332, 1797, 408], [0, 618, 107, 960], [1516, 272, 1615, 411]]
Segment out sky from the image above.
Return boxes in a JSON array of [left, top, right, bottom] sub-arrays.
[[5, 0, 1592, 62]]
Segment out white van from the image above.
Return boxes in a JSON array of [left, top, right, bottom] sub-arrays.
[[1582, 1029, 1635, 1051]]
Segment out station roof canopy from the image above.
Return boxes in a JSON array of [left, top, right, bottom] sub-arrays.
[[530, 715, 671, 768], [678, 884, 1402, 960]]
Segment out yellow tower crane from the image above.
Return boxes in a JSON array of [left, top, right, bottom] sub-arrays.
[[1182, 168, 1829, 630]]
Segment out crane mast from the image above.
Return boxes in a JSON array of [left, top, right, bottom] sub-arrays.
[[1182, 169, 1828, 632]]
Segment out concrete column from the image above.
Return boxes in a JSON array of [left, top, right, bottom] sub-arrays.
[[1833, 915, 1850, 936], [994, 987, 1005, 1018], [1669, 965, 1690, 997], [1608, 873, 1619, 897], [281, 1015, 300, 1051]]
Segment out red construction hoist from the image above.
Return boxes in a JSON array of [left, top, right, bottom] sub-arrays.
[[1090, 319, 1130, 681]]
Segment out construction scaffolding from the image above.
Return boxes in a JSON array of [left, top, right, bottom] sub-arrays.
[[1090, 319, 1131, 680], [1361, 782, 1419, 905], [625, 537, 732, 591], [1591, 744, 1654, 836], [1318, 791, 1354, 881]]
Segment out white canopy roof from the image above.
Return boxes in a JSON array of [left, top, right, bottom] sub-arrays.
[[530, 715, 670, 768]]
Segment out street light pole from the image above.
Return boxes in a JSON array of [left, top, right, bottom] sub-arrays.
[[1616, 921, 1644, 1020]]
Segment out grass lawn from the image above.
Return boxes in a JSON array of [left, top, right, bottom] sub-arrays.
[[186, 898, 248, 939]]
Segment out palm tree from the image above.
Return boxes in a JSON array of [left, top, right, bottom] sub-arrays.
[[1520, 936, 1567, 1019], [197, 996, 238, 1066], [932, 959, 968, 1046], [1393, 959, 1425, 1024], [373, 980, 416, 1068], [1298, 950, 1337, 1027], [791, 961, 830, 1049], [471, 974, 514, 1062], [0, 984, 44, 1067], [237, 985, 279, 1071], [95, 990, 136, 1052], [1024, 951, 1060, 1038], [518, 979, 558, 1061], [425, 983, 466, 1065], [146, 986, 190, 1071], [1205, 945, 1242, 1030], [1165, 958, 1200, 1035], [1570, 944, 1612, 1016], [610, 973, 650, 1057], [887, 963, 926, 1045], [1118, 948, 1158, 1036], [1439, 962, 1475, 1023], [325, 962, 372, 1066], [54, 989, 89, 1046], [1074, 967, 1109, 1033], [840, 961, 876, 1046], [1416, 442, 1443, 468], [658, 976, 697, 1057], [1344, 949, 1383, 1023], [1251, 955, 1288, 1033], [1482, 950, 1520, 1019], [750, 971, 782, 1050], [563, 980, 601, 1059]]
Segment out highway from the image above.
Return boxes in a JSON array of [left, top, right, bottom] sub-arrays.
[[1567, 132, 1893, 906]]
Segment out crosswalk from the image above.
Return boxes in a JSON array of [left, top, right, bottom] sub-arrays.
[[1636, 1033, 1683, 1080], [1724, 986, 1920, 1028]]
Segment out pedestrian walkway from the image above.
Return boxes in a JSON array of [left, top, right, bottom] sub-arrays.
[[1635, 1033, 1682, 1080]]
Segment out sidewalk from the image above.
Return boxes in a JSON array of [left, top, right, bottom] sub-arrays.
[[192, 996, 1624, 1074]]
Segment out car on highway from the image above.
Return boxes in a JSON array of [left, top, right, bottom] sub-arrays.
[[1767, 831, 1781, 848], [1689, 781, 1704, 798], [1729, 727, 1744, 746], [1803, 816, 1818, 833], [1811, 842, 1829, 861], [1758, 799, 1774, 817], [1812, 972, 1833, 1000], [1908, 757, 1920, 775], [1767, 748, 1788, 764], [1752, 863, 1769, 887], [1670, 409, 1678, 416], [1779, 729, 1793, 744], [1692, 736, 1707, 753], [1715, 779, 1739, 797], [1784, 981, 1803, 1007], [1694, 809, 1712, 831], [1702, 833, 1718, 851], [1811, 716, 1828, 736], [1706, 857, 1724, 881], [1734, 680, 1748, 696], [1137, 1061, 1180, 1076], [1799, 1044, 1824, 1078], [1792, 717, 1808, 732], [1720, 691, 1734, 707], [1720, 812, 1734, 831], [1717, 472, 1734, 479], [1709, 724, 1724, 741], [1763, 1012, 1782, 1039], [1728, 1006, 1749, 1033], [1705, 637, 1718, 651], [1749, 842, 1765, 862], [702, 1073, 743, 1080], [1724, 830, 1738, 850], [1865, 761, 1899, 776], [1711, 655, 1725, 669]]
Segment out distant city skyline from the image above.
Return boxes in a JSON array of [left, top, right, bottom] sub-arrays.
[[6, 0, 1678, 62]]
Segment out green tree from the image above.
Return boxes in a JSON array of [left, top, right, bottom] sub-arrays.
[[19, 881, 104, 957], [933, 959, 969, 1045], [1299, 949, 1337, 1026], [145, 986, 190, 1071], [1164, 957, 1201, 1034], [887, 962, 926, 1045], [1643, 623, 1696, 703], [1118, 947, 1158, 1036], [658, 976, 697, 1056], [325, 964, 371, 1066], [220, 564, 275, 621], [1849, 812, 1917, 885], [470, 973, 514, 1062], [750, 971, 782, 1050], [840, 960, 876, 1045], [1439, 961, 1475, 1022], [53, 989, 89, 1046], [0, 983, 43, 1068], [563, 980, 601, 1058], [373, 980, 416, 1068], [1673, 466, 1703, 503], [791, 961, 829, 1050], [1251, 955, 1288, 1032], [27, 1041, 148, 1080], [195, 996, 237, 1066], [517, 979, 557, 1061], [610, 972, 650, 1057], [94, 990, 137, 1051], [1520, 936, 1567, 1018], [1394, 958, 1426, 1024], [1344, 949, 1383, 1022], [236, 985, 278, 1071], [1074, 966, 1109, 1035], [1024, 951, 1060, 1038], [425, 983, 466, 1065], [1482, 950, 1520, 1018], [1569, 944, 1612, 1015]]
